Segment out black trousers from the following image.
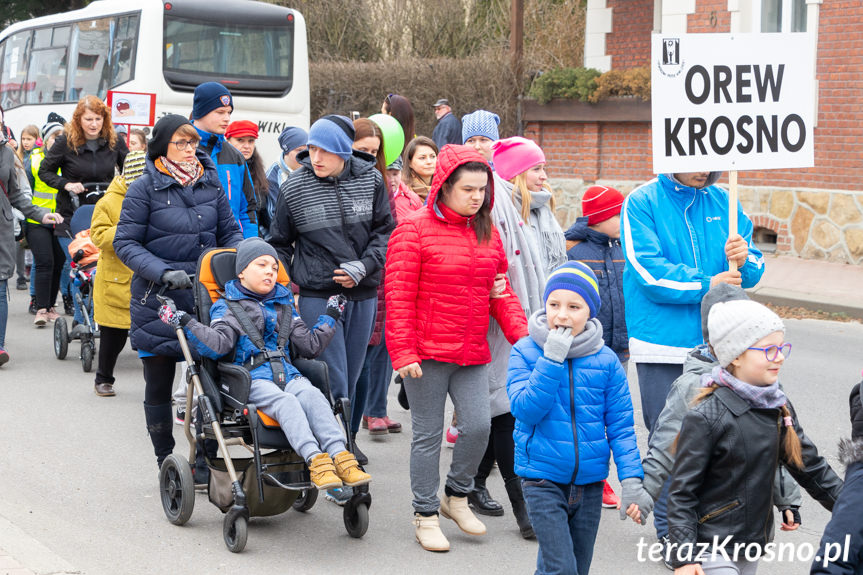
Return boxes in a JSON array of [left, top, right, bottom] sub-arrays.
[[26, 224, 64, 311], [475, 411, 517, 484], [95, 325, 128, 385], [142, 355, 177, 405]]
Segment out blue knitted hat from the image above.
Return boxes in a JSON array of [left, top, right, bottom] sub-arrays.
[[192, 82, 233, 120], [308, 115, 355, 160], [462, 110, 500, 144], [278, 126, 308, 153], [543, 261, 601, 319]]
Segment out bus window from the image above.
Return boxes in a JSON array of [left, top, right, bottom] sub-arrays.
[[25, 26, 69, 104], [0, 31, 31, 109], [68, 17, 112, 100], [163, 15, 293, 96], [110, 13, 140, 87]]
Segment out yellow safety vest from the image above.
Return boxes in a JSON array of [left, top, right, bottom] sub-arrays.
[[27, 148, 60, 224]]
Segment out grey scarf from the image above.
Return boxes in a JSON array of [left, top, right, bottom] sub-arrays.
[[702, 366, 788, 410], [515, 187, 567, 279], [528, 310, 605, 359]]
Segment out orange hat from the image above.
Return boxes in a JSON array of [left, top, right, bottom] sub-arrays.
[[225, 120, 259, 140]]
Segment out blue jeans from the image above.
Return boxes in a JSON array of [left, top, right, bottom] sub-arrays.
[[523, 479, 604, 575], [0, 279, 8, 348], [635, 362, 683, 540], [360, 329, 393, 418], [57, 236, 83, 322], [298, 296, 376, 431]]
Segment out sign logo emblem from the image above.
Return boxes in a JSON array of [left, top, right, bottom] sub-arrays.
[[657, 38, 684, 78], [220, 94, 231, 106]]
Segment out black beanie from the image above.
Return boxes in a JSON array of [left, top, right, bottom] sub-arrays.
[[236, 237, 279, 275], [148, 114, 194, 161], [850, 382, 863, 441]]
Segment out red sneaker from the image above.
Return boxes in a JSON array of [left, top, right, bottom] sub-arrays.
[[445, 426, 458, 448], [361, 415, 369, 429], [602, 480, 620, 508], [366, 416, 389, 435], [382, 416, 402, 433]]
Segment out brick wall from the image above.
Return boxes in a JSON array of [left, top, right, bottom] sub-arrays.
[[538, 1, 863, 190], [605, 0, 653, 70], [687, 0, 731, 33]]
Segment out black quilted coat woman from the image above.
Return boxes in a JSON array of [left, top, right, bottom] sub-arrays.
[[114, 114, 242, 469]]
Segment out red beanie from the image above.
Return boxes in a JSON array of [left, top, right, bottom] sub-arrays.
[[225, 120, 259, 140], [581, 185, 624, 225]]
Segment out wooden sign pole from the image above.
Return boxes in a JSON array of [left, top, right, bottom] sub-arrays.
[[728, 170, 738, 272]]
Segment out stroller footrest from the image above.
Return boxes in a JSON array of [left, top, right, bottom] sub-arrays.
[[262, 471, 309, 491]]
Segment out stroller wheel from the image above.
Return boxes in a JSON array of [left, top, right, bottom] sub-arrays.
[[223, 514, 248, 553], [53, 318, 68, 360], [81, 340, 95, 373], [159, 454, 195, 525], [343, 502, 369, 539], [292, 488, 318, 512]]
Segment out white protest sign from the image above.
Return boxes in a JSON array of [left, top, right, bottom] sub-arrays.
[[651, 33, 815, 174]]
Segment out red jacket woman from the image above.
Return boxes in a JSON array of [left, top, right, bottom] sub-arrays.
[[384, 144, 527, 552]]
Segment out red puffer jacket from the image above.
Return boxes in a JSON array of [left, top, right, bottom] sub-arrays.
[[385, 145, 528, 370]]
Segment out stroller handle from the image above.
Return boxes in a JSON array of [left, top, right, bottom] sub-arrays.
[[155, 274, 197, 308]]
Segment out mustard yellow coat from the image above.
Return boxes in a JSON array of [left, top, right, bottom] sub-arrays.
[[91, 175, 132, 329]]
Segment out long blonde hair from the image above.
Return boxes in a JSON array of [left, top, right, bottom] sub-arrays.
[[510, 172, 556, 223]]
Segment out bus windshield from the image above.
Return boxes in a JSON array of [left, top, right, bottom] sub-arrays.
[[163, 15, 293, 97]]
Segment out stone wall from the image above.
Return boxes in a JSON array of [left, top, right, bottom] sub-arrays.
[[549, 179, 863, 265]]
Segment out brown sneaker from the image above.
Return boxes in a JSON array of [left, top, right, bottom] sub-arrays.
[[34, 309, 49, 327], [94, 383, 116, 397], [308, 453, 342, 490], [333, 451, 372, 486]]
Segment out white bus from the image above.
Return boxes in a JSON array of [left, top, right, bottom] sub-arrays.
[[0, 0, 309, 162]]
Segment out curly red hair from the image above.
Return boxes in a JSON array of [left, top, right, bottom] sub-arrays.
[[66, 95, 117, 151]]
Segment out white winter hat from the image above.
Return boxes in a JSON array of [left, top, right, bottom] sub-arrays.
[[708, 300, 785, 367]]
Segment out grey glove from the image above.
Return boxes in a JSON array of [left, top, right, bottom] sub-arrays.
[[161, 270, 192, 290], [339, 260, 367, 285], [543, 326, 573, 363], [619, 477, 654, 525]]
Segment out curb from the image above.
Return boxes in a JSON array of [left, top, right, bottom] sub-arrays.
[[747, 287, 863, 321], [0, 515, 79, 575]]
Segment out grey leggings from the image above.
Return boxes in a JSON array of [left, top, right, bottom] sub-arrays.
[[249, 377, 346, 462], [403, 360, 490, 514]]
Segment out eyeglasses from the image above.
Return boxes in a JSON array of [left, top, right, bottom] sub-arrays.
[[170, 139, 199, 151], [747, 343, 792, 362]]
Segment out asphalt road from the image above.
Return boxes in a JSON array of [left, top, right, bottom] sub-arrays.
[[1, 286, 860, 575]]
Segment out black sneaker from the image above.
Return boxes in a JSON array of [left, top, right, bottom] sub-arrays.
[[28, 297, 36, 315], [659, 535, 675, 571], [63, 294, 74, 316], [16, 278, 27, 290], [324, 486, 353, 506]]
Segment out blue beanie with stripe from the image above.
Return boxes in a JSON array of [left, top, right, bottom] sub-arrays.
[[543, 261, 602, 319]]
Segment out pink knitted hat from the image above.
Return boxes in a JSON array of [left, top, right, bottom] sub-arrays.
[[491, 136, 546, 181]]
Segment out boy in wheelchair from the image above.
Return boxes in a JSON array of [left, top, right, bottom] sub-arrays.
[[158, 237, 371, 491]]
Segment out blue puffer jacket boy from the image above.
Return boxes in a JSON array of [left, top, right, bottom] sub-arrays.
[[565, 216, 627, 362], [508, 315, 642, 485]]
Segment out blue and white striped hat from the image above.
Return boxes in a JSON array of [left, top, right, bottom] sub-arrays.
[[462, 110, 500, 144], [543, 261, 602, 319]]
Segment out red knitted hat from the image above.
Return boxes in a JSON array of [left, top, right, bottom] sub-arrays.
[[581, 185, 624, 225], [225, 120, 259, 140]]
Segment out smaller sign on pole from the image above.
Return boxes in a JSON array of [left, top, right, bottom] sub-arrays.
[[106, 90, 157, 127], [651, 33, 815, 174]]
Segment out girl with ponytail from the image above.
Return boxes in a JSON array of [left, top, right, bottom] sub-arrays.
[[667, 300, 843, 575]]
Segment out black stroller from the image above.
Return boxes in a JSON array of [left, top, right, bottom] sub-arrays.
[[54, 200, 101, 372], [156, 247, 371, 552]]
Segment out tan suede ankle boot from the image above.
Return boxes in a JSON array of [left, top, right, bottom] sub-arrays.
[[440, 494, 487, 535], [414, 513, 450, 552], [333, 451, 372, 486], [308, 453, 342, 490]]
